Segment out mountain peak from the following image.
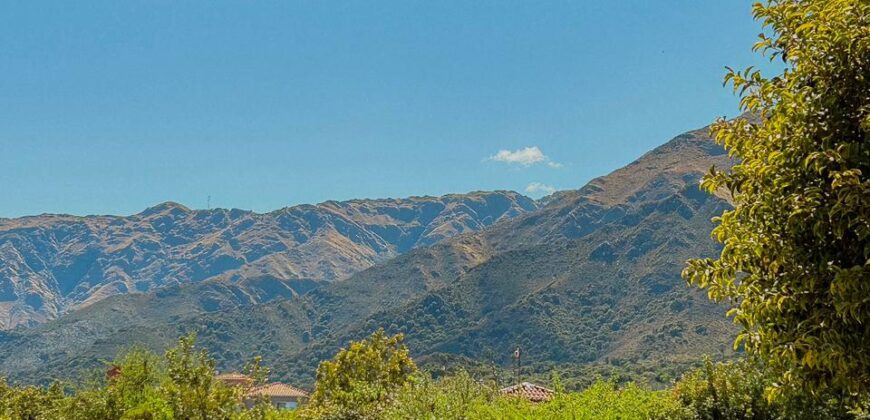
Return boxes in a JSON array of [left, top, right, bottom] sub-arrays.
[[138, 201, 191, 216]]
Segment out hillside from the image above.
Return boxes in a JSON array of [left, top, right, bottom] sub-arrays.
[[0, 192, 536, 329], [0, 124, 736, 387], [259, 126, 737, 386]]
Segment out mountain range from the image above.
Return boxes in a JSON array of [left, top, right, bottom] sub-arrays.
[[0, 122, 738, 389], [0, 192, 536, 329]]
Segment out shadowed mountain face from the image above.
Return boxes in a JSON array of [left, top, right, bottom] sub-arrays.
[[0, 192, 537, 329], [0, 123, 737, 387]]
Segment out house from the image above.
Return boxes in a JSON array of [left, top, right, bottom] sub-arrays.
[[245, 382, 310, 410], [215, 372, 309, 410], [499, 382, 555, 403]]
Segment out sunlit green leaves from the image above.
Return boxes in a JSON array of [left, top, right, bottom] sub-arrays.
[[684, 0, 870, 398], [305, 329, 417, 419]]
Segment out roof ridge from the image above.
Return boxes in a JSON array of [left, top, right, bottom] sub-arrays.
[[247, 381, 310, 398], [498, 381, 555, 402]]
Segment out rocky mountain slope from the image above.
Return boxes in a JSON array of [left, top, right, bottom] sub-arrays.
[[262, 125, 736, 386], [0, 192, 536, 329], [0, 123, 737, 387]]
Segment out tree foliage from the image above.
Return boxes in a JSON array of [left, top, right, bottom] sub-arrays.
[[306, 329, 417, 419], [684, 0, 870, 396], [674, 358, 855, 419], [0, 379, 64, 420], [0, 335, 295, 420], [463, 380, 690, 420], [382, 370, 496, 419], [161, 333, 241, 419], [2, 331, 864, 419]]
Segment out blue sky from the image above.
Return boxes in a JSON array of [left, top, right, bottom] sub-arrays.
[[0, 1, 779, 217]]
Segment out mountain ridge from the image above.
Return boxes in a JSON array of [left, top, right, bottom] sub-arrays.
[[0, 191, 536, 329]]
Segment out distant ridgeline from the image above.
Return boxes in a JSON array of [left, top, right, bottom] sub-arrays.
[[0, 122, 738, 388], [0, 191, 537, 329]]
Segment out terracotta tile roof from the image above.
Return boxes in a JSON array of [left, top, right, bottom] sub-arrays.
[[499, 382, 555, 402], [246, 382, 310, 399]]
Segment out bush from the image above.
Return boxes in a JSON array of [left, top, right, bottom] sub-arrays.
[[465, 380, 689, 420], [0, 335, 295, 420], [305, 329, 416, 419], [0, 378, 64, 419], [674, 358, 856, 419], [2, 332, 863, 419], [383, 370, 495, 419]]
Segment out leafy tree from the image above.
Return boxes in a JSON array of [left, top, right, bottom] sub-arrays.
[[59, 348, 170, 419], [239, 355, 299, 418], [684, 0, 870, 396], [674, 358, 854, 419], [383, 370, 495, 419], [161, 333, 241, 419], [0, 335, 303, 419], [244, 356, 270, 388], [465, 380, 690, 420], [0, 378, 63, 420], [57, 336, 243, 419], [306, 329, 417, 419]]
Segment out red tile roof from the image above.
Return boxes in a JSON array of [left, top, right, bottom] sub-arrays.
[[499, 382, 555, 402], [246, 382, 310, 399]]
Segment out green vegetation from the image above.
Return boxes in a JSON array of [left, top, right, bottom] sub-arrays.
[[386, 375, 689, 420], [305, 330, 417, 419], [0, 334, 294, 419], [684, 0, 870, 396], [2, 331, 863, 419], [674, 358, 856, 419]]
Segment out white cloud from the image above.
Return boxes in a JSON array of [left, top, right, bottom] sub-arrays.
[[525, 182, 557, 196], [487, 146, 561, 168]]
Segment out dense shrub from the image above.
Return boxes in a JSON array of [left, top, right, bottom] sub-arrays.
[[0, 379, 64, 420], [382, 370, 690, 420], [673, 358, 858, 419], [465, 380, 690, 420], [303, 329, 417, 419], [0, 335, 290, 420], [2, 333, 864, 419], [383, 370, 496, 419]]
